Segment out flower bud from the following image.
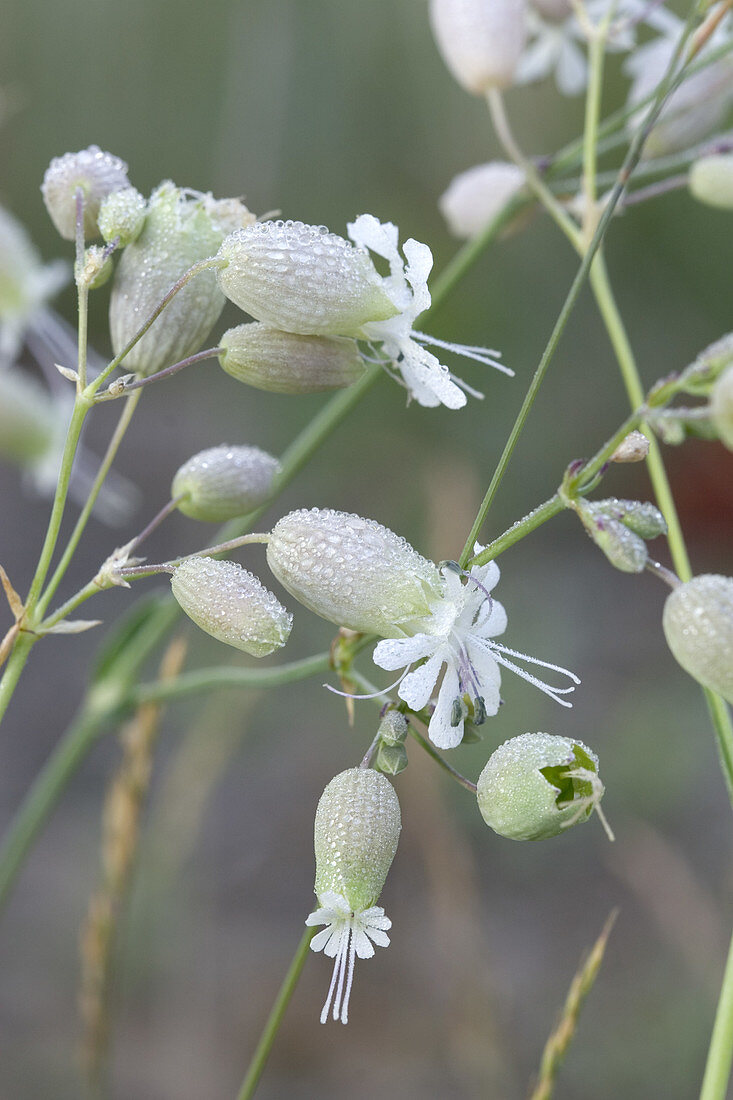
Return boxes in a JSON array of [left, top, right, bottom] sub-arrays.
[[378, 710, 408, 746], [79, 245, 113, 290], [711, 366, 733, 450], [576, 500, 648, 573], [439, 162, 525, 240], [170, 556, 292, 656], [266, 508, 444, 636], [109, 183, 253, 377], [97, 187, 147, 246], [429, 0, 527, 94], [610, 430, 649, 463], [0, 366, 55, 464], [376, 741, 409, 775], [314, 768, 401, 914], [477, 732, 605, 841], [662, 574, 733, 703], [591, 498, 667, 540], [41, 146, 130, 240], [689, 155, 733, 210], [216, 220, 397, 337], [171, 444, 280, 522], [219, 322, 365, 394]]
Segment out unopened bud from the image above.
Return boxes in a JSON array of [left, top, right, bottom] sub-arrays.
[[80, 245, 113, 290], [98, 187, 147, 246], [689, 154, 733, 210], [171, 444, 280, 522], [266, 508, 444, 636], [711, 366, 733, 450], [171, 556, 292, 656], [610, 430, 649, 463], [314, 768, 401, 913], [591, 498, 667, 540], [216, 220, 397, 337], [575, 500, 648, 573], [662, 574, 733, 703], [378, 710, 408, 746], [219, 323, 365, 393], [109, 183, 247, 377], [41, 146, 130, 240], [477, 732, 606, 841], [429, 0, 527, 94], [439, 161, 525, 239], [376, 742, 409, 775]]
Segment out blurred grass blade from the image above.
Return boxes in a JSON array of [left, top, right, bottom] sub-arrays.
[[529, 909, 618, 1100]]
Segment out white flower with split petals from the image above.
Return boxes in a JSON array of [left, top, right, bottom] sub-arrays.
[[347, 214, 512, 409], [373, 547, 580, 749], [306, 892, 392, 1025]]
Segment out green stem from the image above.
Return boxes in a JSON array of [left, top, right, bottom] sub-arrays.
[[406, 724, 477, 793], [235, 927, 316, 1100], [131, 653, 332, 707], [0, 634, 35, 729], [37, 389, 143, 619], [0, 706, 107, 911], [700, 924, 733, 1100], [470, 495, 564, 566], [38, 580, 104, 633], [95, 347, 223, 400]]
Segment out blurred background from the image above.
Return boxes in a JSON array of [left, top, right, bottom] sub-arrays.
[[1, 0, 732, 1096]]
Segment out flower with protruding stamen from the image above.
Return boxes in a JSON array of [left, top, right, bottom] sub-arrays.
[[306, 767, 400, 1025], [216, 216, 510, 409], [347, 214, 511, 408], [373, 548, 579, 749]]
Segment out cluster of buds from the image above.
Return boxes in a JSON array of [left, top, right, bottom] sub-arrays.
[[573, 497, 667, 573]]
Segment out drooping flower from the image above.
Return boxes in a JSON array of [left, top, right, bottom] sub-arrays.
[[216, 216, 510, 410], [306, 767, 401, 1024], [429, 0, 528, 93], [372, 548, 580, 749], [439, 161, 526, 241], [346, 213, 511, 408]]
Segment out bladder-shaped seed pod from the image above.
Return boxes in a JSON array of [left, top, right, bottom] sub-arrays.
[[477, 732, 607, 841], [662, 575, 733, 703], [429, 0, 527, 94], [109, 183, 254, 377], [711, 366, 733, 450], [306, 767, 401, 1024], [171, 444, 280, 522], [216, 220, 398, 337], [265, 508, 445, 636], [219, 323, 365, 394], [170, 557, 292, 656], [41, 146, 130, 240]]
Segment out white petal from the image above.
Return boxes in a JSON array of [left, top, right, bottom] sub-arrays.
[[428, 663, 464, 749], [310, 926, 337, 953], [352, 929, 376, 959], [365, 927, 391, 948], [363, 914, 392, 932], [465, 639, 502, 715], [374, 633, 436, 671], [323, 925, 348, 958], [402, 238, 433, 316], [516, 33, 560, 85], [399, 650, 445, 710], [347, 214, 401, 273], [399, 341, 467, 410], [484, 597, 508, 637]]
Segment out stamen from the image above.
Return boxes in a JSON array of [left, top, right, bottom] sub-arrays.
[[324, 667, 409, 701], [341, 930, 358, 1025], [411, 332, 514, 377], [320, 926, 348, 1024], [332, 924, 351, 1022], [488, 642, 581, 683], [485, 647, 577, 707]]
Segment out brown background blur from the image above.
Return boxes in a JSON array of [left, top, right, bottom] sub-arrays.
[[1, 0, 732, 1096]]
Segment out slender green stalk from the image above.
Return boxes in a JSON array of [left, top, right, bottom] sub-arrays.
[[0, 634, 35, 729], [131, 653, 332, 707], [37, 389, 143, 619], [38, 580, 103, 633], [0, 706, 106, 910], [95, 346, 223, 400], [701, 925, 733, 1100], [236, 927, 316, 1100]]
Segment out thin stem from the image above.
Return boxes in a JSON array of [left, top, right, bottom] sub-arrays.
[[486, 88, 583, 251], [127, 495, 186, 554], [119, 533, 271, 580], [88, 257, 224, 394], [580, 10, 612, 245], [75, 189, 89, 393], [407, 724, 477, 794], [38, 580, 103, 633], [236, 927, 316, 1100], [95, 347, 223, 400], [131, 653, 332, 707], [700, 923, 733, 1100], [37, 389, 143, 619], [622, 173, 689, 207], [469, 495, 564, 566], [0, 634, 35, 729]]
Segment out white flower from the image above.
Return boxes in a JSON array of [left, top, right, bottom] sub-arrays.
[[347, 214, 512, 409], [306, 890, 392, 1025], [373, 547, 580, 749], [439, 162, 526, 240], [0, 205, 69, 364]]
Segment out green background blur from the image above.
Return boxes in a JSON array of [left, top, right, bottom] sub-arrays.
[[1, 0, 732, 1096]]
